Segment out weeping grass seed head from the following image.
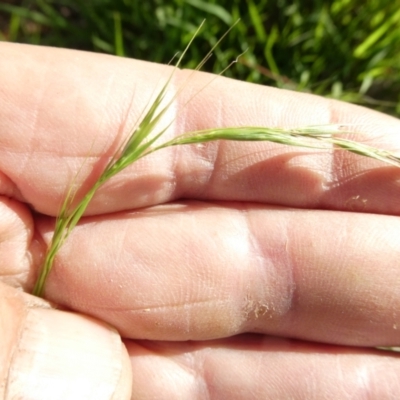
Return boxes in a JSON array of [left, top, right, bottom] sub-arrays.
[[32, 23, 400, 297]]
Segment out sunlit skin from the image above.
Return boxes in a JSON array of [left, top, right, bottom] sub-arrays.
[[1, 42, 400, 399]]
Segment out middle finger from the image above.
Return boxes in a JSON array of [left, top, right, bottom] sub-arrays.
[[35, 201, 400, 347]]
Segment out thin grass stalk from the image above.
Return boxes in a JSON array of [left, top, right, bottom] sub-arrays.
[[32, 25, 400, 298], [151, 126, 400, 168]]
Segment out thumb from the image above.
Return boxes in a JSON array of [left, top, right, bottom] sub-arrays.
[[0, 282, 132, 399]]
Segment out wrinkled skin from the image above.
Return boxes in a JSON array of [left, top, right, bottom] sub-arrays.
[[0, 42, 399, 399]]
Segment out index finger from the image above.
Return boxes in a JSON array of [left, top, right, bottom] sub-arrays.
[[1, 42, 400, 216]]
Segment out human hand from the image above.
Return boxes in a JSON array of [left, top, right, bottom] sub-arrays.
[[1, 42, 399, 399]]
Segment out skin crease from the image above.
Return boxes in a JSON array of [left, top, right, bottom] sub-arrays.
[[0, 41, 400, 399]]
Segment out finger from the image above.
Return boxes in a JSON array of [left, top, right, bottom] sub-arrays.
[[126, 335, 400, 399], [0, 195, 40, 290], [0, 282, 132, 400], [35, 201, 400, 347], [1, 43, 400, 216]]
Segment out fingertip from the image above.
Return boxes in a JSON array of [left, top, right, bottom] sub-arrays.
[[113, 339, 133, 400], [5, 304, 131, 399]]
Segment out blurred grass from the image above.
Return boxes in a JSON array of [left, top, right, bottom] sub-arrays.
[[0, 0, 399, 116]]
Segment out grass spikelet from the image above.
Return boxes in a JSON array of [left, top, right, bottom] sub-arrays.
[[151, 124, 400, 168], [32, 20, 233, 296], [33, 25, 400, 297]]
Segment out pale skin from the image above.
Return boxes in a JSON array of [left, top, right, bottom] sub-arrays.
[[0, 41, 400, 399]]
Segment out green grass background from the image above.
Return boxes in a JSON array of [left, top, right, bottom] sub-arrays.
[[1, 0, 399, 117]]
